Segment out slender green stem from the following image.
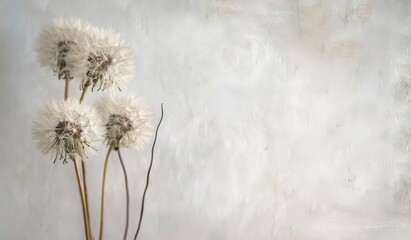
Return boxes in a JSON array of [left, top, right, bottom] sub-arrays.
[[117, 148, 130, 240], [134, 103, 164, 240], [99, 144, 114, 240], [74, 158, 91, 240]]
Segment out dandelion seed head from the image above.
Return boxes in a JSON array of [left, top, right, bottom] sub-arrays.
[[34, 18, 93, 79], [32, 98, 103, 163], [68, 27, 135, 91], [98, 93, 152, 149]]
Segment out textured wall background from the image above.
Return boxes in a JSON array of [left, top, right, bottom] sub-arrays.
[[1, 0, 411, 239]]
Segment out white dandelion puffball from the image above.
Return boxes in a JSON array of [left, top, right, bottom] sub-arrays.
[[34, 18, 93, 79], [32, 98, 104, 163], [68, 27, 135, 91], [97, 93, 152, 149]]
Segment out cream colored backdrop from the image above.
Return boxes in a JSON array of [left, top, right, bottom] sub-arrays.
[[1, 0, 411, 239]]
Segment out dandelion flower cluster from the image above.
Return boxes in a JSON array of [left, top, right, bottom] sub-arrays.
[[97, 93, 152, 149], [32, 18, 159, 240], [32, 99, 103, 163]]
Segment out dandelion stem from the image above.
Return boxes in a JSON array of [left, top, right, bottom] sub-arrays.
[[67, 75, 91, 240], [77, 77, 93, 240], [99, 144, 114, 240], [134, 103, 164, 240], [80, 79, 92, 103], [117, 148, 130, 240], [64, 72, 70, 101], [82, 160, 94, 240], [74, 158, 91, 240]]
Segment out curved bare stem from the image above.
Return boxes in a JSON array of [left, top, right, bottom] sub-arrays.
[[134, 103, 164, 240]]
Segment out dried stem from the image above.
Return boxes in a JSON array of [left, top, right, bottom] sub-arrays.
[[99, 144, 114, 240], [66, 74, 91, 239], [77, 77, 93, 239], [74, 158, 92, 240], [80, 79, 92, 103], [64, 72, 70, 101], [82, 160, 93, 240], [134, 103, 164, 240], [117, 148, 130, 240]]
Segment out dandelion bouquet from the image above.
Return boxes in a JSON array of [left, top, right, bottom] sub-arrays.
[[31, 19, 163, 240]]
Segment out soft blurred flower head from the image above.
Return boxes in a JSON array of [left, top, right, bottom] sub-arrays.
[[34, 18, 93, 80], [32, 98, 103, 163], [97, 93, 152, 149]]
